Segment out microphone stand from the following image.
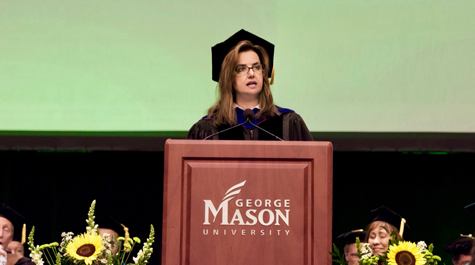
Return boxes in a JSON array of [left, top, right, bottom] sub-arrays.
[[250, 122, 284, 141], [203, 109, 284, 141], [203, 120, 249, 140]]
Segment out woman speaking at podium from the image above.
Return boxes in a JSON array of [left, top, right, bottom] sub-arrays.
[[187, 29, 313, 141]]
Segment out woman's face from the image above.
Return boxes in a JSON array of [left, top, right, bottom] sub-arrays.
[[368, 226, 390, 256], [6, 241, 24, 256], [233, 50, 263, 102]]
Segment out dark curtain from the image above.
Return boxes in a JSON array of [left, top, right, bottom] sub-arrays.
[[1, 150, 473, 264], [1, 151, 163, 265]]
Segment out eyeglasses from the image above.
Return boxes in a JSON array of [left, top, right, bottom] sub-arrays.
[[235, 63, 265, 76]]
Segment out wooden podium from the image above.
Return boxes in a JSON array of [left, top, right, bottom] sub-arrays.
[[162, 139, 333, 265]]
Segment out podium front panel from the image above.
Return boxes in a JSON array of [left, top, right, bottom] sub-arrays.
[[162, 140, 332, 265]]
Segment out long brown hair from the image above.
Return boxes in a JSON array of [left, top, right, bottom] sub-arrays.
[[208, 40, 278, 126]]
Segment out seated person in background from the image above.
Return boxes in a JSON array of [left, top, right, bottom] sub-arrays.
[[75, 214, 130, 256], [444, 234, 473, 265], [0, 203, 34, 265], [187, 29, 313, 141], [96, 216, 130, 256], [365, 205, 410, 257], [337, 229, 366, 265], [6, 240, 23, 257]]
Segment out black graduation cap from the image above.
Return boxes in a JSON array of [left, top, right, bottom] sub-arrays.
[[12, 231, 24, 243], [211, 29, 275, 82], [337, 229, 366, 245], [370, 205, 410, 240], [0, 203, 26, 244], [444, 235, 474, 256], [73, 215, 127, 237], [97, 215, 127, 237]]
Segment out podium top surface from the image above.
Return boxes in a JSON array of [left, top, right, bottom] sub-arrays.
[[165, 139, 332, 148], [165, 139, 332, 159]]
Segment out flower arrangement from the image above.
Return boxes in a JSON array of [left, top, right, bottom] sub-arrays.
[[355, 232, 442, 265], [27, 200, 155, 265], [329, 232, 442, 265]]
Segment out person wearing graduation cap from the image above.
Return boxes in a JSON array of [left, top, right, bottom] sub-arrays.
[[187, 29, 313, 141], [337, 229, 366, 265], [444, 235, 473, 265], [6, 238, 26, 265], [96, 215, 130, 256], [6, 237, 25, 257], [365, 205, 410, 257], [0, 203, 34, 265]]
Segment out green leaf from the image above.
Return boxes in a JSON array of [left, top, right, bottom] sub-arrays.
[[333, 243, 341, 256]]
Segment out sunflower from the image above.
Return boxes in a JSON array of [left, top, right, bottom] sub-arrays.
[[66, 233, 104, 265], [387, 241, 426, 265]]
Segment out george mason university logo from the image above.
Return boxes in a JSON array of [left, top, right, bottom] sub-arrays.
[[203, 180, 291, 227]]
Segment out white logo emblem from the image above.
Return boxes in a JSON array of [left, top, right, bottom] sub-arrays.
[[203, 180, 290, 226]]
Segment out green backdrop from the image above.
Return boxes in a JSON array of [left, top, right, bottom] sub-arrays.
[[1, 0, 474, 132]]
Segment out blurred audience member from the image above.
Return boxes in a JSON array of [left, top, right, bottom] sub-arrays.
[[337, 229, 366, 265], [0, 203, 34, 265], [445, 235, 473, 265], [365, 206, 409, 257]]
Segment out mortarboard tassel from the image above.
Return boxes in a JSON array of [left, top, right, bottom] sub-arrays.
[[270, 65, 275, 85], [399, 218, 406, 238], [21, 224, 26, 244], [121, 224, 130, 252]]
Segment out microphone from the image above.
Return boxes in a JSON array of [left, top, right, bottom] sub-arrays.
[[243, 109, 255, 123], [242, 109, 284, 141]]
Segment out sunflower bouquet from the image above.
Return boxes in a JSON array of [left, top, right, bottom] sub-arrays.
[[355, 233, 442, 265], [27, 200, 155, 265]]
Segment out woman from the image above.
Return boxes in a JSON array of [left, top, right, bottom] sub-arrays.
[[365, 206, 409, 257], [337, 229, 366, 265], [187, 29, 313, 141]]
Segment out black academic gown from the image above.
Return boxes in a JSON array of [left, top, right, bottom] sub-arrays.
[[14, 257, 35, 265], [187, 106, 313, 141]]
